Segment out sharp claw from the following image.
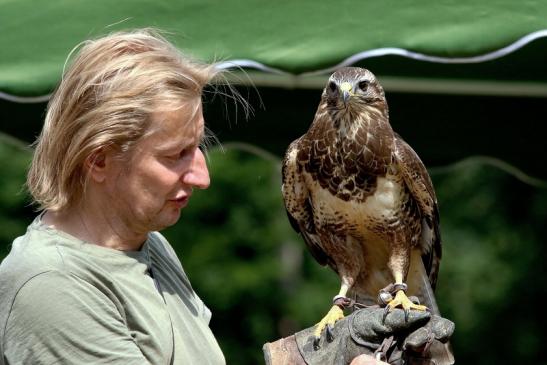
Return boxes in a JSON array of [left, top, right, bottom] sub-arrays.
[[404, 307, 410, 322], [313, 336, 321, 350], [326, 324, 335, 342], [382, 305, 391, 323]]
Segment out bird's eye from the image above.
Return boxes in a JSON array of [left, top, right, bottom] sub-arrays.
[[328, 81, 337, 93], [358, 80, 368, 91]]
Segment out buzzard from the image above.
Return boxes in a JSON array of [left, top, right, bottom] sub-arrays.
[[282, 67, 442, 346]]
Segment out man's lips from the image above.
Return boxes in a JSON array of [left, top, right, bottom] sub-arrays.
[[169, 195, 190, 207]]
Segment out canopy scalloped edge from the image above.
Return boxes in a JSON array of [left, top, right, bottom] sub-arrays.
[[216, 29, 547, 76], [2, 29, 547, 103], [301, 29, 547, 76], [0, 92, 52, 104]]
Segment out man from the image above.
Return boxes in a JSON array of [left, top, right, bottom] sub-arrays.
[[0, 29, 224, 364]]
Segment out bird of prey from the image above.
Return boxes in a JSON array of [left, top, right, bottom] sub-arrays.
[[282, 67, 442, 346]]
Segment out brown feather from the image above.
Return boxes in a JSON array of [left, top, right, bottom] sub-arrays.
[[282, 67, 442, 302]]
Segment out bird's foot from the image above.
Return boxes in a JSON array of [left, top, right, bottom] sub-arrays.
[[380, 284, 428, 322], [312, 296, 349, 349]]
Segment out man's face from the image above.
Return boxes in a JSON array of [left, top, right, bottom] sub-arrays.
[[105, 100, 210, 235]]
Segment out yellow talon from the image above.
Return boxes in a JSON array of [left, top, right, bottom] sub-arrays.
[[387, 290, 428, 312], [313, 305, 344, 339]]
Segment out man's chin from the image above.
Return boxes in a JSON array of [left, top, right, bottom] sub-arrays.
[[143, 207, 183, 233], [158, 210, 182, 231]]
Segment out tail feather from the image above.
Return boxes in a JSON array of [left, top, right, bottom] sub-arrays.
[[409, 249, 455, 365], [410, 249, 440, 315]]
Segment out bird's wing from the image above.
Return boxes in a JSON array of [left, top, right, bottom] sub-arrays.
[[393, 133, 442, 290], [282, 138, 336, 271]]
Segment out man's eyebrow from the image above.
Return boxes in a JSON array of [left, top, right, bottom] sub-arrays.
[[154, 143, 178, 152], [154, 138, 188, 151]]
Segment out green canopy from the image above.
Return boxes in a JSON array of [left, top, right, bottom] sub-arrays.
[[1, 0, 547, 98], [1, 0, 546, 179]]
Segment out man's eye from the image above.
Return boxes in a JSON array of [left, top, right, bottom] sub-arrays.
[[166, 151, 183, 160], [169, 147, 193, 160]]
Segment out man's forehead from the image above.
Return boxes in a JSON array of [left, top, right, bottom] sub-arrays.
[[138, 103, 202, 151], [151, 102, 203, 133]]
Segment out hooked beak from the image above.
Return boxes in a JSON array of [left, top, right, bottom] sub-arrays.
[[342, 90, 350, 104], [339, 82, 352, 105]]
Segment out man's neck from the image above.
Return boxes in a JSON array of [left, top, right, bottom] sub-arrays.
[[42, 207, 147, 251]]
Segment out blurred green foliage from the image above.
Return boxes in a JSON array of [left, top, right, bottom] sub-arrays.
[[433, 164, 547, 364], [1, 140, 546, 364], [0, 139, 32, 258]]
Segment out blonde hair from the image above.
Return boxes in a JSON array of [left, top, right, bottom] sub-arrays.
[[27, 29, 218, 211]]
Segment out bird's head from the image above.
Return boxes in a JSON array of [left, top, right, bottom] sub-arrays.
[[323, 67, 386, 112]]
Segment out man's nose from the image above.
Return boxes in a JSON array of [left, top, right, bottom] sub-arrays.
[[182, 148, 210, 189]]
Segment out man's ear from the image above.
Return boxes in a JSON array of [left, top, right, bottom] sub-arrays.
[[85, 149, 109, 183]]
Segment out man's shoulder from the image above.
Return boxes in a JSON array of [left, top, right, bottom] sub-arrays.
[[0, 234, 88, 359], [6, 270, 89, 309], [0, 226, 70, 318], [0, 227, 63, 286]]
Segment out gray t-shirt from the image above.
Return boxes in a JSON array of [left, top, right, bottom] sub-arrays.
[[0, 216, 225, 365]]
